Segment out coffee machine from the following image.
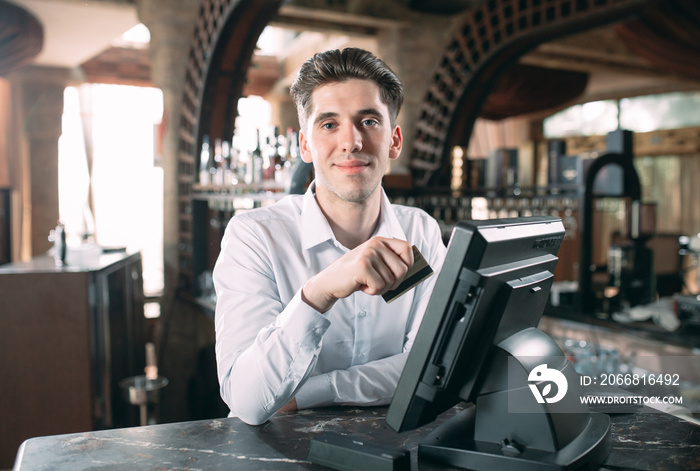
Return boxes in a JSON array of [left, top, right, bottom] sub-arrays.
[[578, 130, 656, 314], [606, 201, 657, 310]]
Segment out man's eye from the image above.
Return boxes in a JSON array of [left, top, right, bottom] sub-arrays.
[[321, 122, 336, 130], [362, 119, 378, 126]]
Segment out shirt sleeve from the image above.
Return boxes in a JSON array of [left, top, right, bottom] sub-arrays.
[[295, 217, 447, 409], [295, 353, 409, 409], [213, 216, 329, 426]]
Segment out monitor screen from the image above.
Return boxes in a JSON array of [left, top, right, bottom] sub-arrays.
[[386, 216, 611, 470]]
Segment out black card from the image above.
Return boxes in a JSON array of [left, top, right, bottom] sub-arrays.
[[382, 245, 434, 303]]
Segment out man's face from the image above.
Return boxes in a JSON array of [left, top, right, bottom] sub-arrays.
[[299, 79, 402, 205]]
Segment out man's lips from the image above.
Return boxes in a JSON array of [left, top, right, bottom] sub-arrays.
[[334, 160, 370, 174]]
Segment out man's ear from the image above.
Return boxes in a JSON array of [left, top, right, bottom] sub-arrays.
[[299, 131, 313, 164], [389, 124, 403, 160]]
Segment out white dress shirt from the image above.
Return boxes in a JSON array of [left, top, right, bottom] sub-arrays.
[[213, 182, 447, 425]]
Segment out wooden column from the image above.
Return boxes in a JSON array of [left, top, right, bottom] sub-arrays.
[[8, 66, 74, 258], [376, 18, 459, 173], [136, 0, 199, 300]]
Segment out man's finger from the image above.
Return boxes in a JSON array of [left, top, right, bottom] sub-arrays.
[[376, 237, 414, 268]]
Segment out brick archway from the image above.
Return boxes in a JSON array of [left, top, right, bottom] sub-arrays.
[[179, 0, 284, 178], [177, 0, 283, 288], [409, 0, 651, 187]]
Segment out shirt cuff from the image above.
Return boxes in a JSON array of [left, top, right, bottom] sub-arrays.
[[277, 290, 330, 349], [295, 373, 334, 409]]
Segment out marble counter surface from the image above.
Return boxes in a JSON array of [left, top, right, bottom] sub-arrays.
[[13, 405, 700, 470]]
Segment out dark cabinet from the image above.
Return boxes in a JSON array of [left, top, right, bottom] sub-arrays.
[[0, 251, 146, 468], [0, 188, 10, 265]]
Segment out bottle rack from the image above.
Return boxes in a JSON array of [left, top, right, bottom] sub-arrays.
[[388, 187, 580, 242], [184, 183, 584, 312]]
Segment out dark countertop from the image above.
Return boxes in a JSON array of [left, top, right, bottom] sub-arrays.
[[0, 249, 136, 274], [13, 406, 700, 470]]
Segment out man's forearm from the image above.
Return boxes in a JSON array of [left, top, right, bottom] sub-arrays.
[[220, 333, 320, 425], [294, 352, 409, 409], [216, 291, 330, 425]]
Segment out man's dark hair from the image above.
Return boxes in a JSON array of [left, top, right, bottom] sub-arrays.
[[290, 47, 404, 129]]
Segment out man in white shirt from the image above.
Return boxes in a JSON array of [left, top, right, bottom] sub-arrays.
[[213, 47, 447, 425]]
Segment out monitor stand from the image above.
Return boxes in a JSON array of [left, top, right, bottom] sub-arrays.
[[419, 329, 611, 471]]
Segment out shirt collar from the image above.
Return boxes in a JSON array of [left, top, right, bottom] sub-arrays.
[[299, 181, 407, 251], [300, 182, 335, 250], [373, 188, 407, 241]]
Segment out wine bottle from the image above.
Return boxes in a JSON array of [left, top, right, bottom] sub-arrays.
[[251, 128, 264, 183], [262, 131, 276, 181], [273, 127, 286, 184], [212, 138, 223, 185], [222, 139, 236, 185], [199, 135, 210, 185]]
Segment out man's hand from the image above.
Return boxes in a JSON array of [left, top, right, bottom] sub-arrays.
[[302, 237, 413, 313], [278, 397, 298, 413]]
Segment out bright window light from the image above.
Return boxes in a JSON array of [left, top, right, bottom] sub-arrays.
[[256, 26, 296, 55], [543, 100, 618, 138], [544, 92, 700, 138], [120, 23, 150, 45], [59, 84, 164, 296], [620, 92, 700, 133]]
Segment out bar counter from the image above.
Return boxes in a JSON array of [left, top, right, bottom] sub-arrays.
[[0, 250, 146, 467], [544, 305, 700, 352], [13, 405, 700, 470]]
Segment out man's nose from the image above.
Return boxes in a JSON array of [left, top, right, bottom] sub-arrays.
[[339, 124, 362, 153]]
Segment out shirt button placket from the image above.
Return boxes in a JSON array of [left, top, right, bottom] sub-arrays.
[[356, 307, 369, 363]]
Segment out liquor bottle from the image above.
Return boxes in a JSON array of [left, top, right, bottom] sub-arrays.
[[287, 128, 299, 165], [242, 148, 253, 185], [251, 128, 264, 183], [211, 138, 223, 185], [262, 131, 276, 181], [231, 127, 245, 184], [273, 127, 287, 184], [49, 221, 67, 266], [222, 139, 236, 185], [199, 135, 210, 185], [276, 128, 295, 187]]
